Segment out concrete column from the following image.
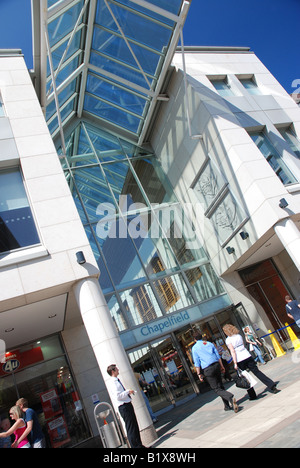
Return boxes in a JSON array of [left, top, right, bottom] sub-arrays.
[[274, 218, 300, 272], [73, 277, 157, 446]]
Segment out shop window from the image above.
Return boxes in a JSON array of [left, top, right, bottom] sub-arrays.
[[250, 131, 297, 185], [0, 167, 40, 254], [0, 336, 91, 448]]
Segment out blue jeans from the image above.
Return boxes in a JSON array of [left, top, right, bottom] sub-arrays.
[[252, 344, 265, 364]]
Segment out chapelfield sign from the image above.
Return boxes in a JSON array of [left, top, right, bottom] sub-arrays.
[[119, 294, 231, 349], [140, 311, 190, 337]]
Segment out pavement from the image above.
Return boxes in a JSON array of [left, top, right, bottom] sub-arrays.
[[151, 349, 300, 449]]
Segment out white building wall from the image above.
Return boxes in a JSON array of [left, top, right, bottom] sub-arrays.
[[0, 52, 106, 437]]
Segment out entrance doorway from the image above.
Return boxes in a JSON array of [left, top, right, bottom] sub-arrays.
[[127, 303, 252, 417], [239, 259, 297, 339], [128, 334, 197, 415]]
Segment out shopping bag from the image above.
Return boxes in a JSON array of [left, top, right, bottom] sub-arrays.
[[241, 370, 257, 388]]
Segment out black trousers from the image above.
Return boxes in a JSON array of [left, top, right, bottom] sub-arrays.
[[238, 356, 275, 399], [119, 402, 143, 448], [203, 362, 234, 408]]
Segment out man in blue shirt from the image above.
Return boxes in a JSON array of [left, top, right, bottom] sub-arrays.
[[192, 331, 238, 413], [285, 295, 300, 329]]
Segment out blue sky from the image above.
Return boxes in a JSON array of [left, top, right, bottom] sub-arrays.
[[0, 0, 299, 94]]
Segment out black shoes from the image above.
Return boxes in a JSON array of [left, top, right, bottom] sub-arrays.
[[270, 386, 280, 394]]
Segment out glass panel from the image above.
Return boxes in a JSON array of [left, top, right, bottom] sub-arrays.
[[85, 226, 114, 293], [193, 159, 227, 210], [125, 213, 179, 276], [279, 128, 300, 158], [71, 166, 116, 223], [131, 158, 177, 204], [95, 1, 173, 52], [84, 123, 126, 163], [240, 79, 261, 95], [209, 191, 247, 245], [118, 283, 163, 327], [251, 132, 297, 185], [94, 217, 146, 289], [102, 161, 148, 210], [128, 343, 173, 415], [212, 79, 235, 97], [48, 1, 84, 48], [84, 94, 142, 134], [152, 273, 194, 314], [0, 168, 40, 253], [187, 264, 224, 302], [159, 205, 208, 267]]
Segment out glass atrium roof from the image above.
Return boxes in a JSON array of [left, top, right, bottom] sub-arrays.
[[32, 0, 191, 148]]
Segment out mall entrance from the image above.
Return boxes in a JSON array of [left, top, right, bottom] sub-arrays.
[[127, 303, 251, 416]]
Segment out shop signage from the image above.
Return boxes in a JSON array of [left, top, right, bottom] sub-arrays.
[[140, 311, 190, 337], [120, 294, 231, 349], [0, 347, 44, 375]]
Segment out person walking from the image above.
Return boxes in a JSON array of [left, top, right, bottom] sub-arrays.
[[192, 331, 239, 413], [107, 364, 145, 448], [15, 398, 46, 448], [0, 406, 31, 448], [223, 324, 280, 401], [244, 327, 266, 364], [285, 295, 300, 329]]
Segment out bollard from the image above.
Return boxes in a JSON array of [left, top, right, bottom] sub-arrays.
[[285, 323, 300, 351], [268, 330, 286, 357]]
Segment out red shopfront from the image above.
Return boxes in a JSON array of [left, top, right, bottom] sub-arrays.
[[0, 335, 90, 448]]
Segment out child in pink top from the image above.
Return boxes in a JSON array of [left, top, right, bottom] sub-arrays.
[[0, 406, 31, 448]]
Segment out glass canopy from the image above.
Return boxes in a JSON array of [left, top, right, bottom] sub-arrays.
[[32, 0, 191, 147]]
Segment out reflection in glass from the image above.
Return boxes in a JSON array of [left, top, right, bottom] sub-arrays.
[[153, 273, 194, 314], [118, 283, 163, 328], [251, 132, 297, 185]]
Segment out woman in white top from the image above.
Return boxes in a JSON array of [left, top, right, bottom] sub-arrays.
[[223, 324, 279, 401]]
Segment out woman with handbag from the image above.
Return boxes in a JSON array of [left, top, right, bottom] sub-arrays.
[[223, 324, 280, 401]]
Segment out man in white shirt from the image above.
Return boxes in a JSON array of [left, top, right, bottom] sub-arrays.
[[107, 364, 144, 448]]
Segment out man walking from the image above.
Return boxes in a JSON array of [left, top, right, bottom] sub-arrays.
[[107, 364, 145, 448], [192, 331, 239, 413], [285, 295, 300, 329], [15, 398, 45, 448]]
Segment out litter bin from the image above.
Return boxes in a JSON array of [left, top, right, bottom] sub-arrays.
[[94, 402, 125, 448]]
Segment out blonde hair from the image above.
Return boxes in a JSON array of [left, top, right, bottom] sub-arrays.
[[223, 324, 240, 337], [10, 405, 23, 419]]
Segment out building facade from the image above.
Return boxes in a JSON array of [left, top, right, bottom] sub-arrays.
[[1, 0, 300, 449]]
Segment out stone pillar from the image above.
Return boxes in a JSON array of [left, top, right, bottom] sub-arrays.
[[274, 218, 300, 272], [73, 277, 157, 446]]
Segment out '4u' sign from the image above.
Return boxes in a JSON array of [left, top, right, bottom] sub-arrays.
[[2, 359, 20, 373]]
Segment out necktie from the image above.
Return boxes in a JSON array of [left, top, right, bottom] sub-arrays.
[[118, 378, 131, 398]]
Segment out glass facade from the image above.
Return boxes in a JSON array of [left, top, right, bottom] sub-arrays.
[[45, 0, 187, 141], [60, 122, 225, 337]]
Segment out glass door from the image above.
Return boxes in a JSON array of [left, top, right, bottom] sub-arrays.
[[150, 335, 197, 404], [128, 343, 174, 415]]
